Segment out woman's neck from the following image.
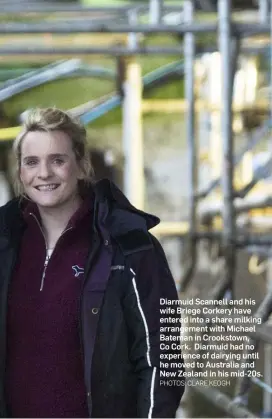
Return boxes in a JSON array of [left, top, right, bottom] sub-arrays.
[[37, 195, 83, 249]]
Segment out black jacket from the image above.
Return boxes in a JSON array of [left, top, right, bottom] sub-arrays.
[[0, 179, 185, 418]]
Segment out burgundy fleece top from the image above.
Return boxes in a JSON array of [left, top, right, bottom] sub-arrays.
[[5, 197, 93, 418]]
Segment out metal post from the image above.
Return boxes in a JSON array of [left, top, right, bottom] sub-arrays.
[[179, 0, 196, 291], [258, 0, 269, 23], [235, 291, 272, 406], [264, 261, 272, 415], [122, 57, 145, 209], [149, 0, 164, 24], [128, 9, 139, 50], [263, 2, 272, 414], [218, 0, 236, 298], [270, 0, 272, 144], [209, 54, 223, 182]]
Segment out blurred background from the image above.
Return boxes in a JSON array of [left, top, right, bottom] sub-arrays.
[[0, 0, 271, 417]]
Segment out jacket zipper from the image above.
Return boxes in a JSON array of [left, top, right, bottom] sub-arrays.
[[40, 251, 51, 292], [30, 213, 72, 291]]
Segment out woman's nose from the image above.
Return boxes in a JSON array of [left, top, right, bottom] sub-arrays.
[[37, 161, 52, 178]]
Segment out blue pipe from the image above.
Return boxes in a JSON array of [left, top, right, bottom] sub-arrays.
[[80, 60, 185, 125]]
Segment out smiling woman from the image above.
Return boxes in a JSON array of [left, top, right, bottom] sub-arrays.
[[13, 107, 93, 197], [0, 107, 184, 419], [21, 131, 83, 202], [12, 108, 94, 249], [20, 131, 85, 221]]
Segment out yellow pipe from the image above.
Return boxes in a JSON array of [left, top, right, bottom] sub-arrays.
[[141, 99, 270, 113], [248, 255, 267, 276], [0, 126, 21, 141]]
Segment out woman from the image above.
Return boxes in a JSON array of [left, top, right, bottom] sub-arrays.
[[0, 108, 184, 418]]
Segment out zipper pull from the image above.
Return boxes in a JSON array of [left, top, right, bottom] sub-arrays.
[[40, 250, 51, 291], [40, 269, 46, 291]]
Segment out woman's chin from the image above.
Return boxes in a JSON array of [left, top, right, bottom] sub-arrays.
[[28, 193, 64, 209], [36, 199, 62, 209], [26, 188, 63, 207]]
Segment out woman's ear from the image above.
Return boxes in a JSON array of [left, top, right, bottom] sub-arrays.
[[77, 168, 85, 180], [77, 160, 86, 180]]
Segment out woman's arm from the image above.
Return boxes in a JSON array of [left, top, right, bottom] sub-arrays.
[[122, 235, 185, 418]]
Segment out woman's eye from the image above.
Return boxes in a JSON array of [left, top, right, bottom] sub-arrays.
[[25, 160, 37, 166], [53, 159, 64, 165]]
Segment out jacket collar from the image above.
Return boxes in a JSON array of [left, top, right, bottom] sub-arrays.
[[93, 179, 160, 254], [93, 178, 160, 231], [0, 198, 24, 249]]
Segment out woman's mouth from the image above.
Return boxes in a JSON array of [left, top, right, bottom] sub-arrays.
[[35, 184, 60, 191]]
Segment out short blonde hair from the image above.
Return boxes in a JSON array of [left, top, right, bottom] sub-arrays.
[[13, 107, 94, 196]]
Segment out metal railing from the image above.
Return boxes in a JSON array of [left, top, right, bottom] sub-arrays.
[[0, 0, 271, 416]]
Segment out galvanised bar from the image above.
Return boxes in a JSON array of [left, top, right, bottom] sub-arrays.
[[235, 291, 272, 406], [258, 0, 270, 23], [0, 22, 270, 35], [250, 323, 272, 345], [0, 60, 81, 102], [199, 45, 271, 55], [0, 22, 215, 34], [245, 246, 272, 257], [0, 4, 184, 13], [179, 0, 197, 293], [0, 4, 141, 13], [197, 120, 271, 199], [121, 57, 145, 209], [190, 232, 272, 245], [235, 155, 272, 198], [0, 44, 268, 60], [218, 0, 236, 298], [0, 46, 184, 56], [235, 236, 272, 247], [128, 9, 139, 50], [270, 0, 272, 142], [199, 195, 272, 222], [0, 60, 70, 90], [149, 0, 164, 24]]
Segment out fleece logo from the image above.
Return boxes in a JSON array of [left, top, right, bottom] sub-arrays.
[[72, 265, 85, 278]]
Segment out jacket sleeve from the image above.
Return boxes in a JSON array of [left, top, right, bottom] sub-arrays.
[[122, 234, 185, 418]]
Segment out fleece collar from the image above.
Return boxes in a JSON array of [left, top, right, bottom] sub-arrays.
[[22, 191, 94, 231]]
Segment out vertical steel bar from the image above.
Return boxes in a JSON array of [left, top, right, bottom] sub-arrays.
[[258, 0, 269, 23], [218, 0, 236, 297], [263, 2, 272, 414], [270, 0, 272, 140], [264, 260, 272, 414], [179, 0, 197, 292], [122, 57, 145, 209], [128, 9, 139, 50], [234, 291, 272, 405], [149, 0, 164, 24]]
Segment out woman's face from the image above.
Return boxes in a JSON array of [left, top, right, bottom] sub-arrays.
[[20, 130, 83, 210]]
